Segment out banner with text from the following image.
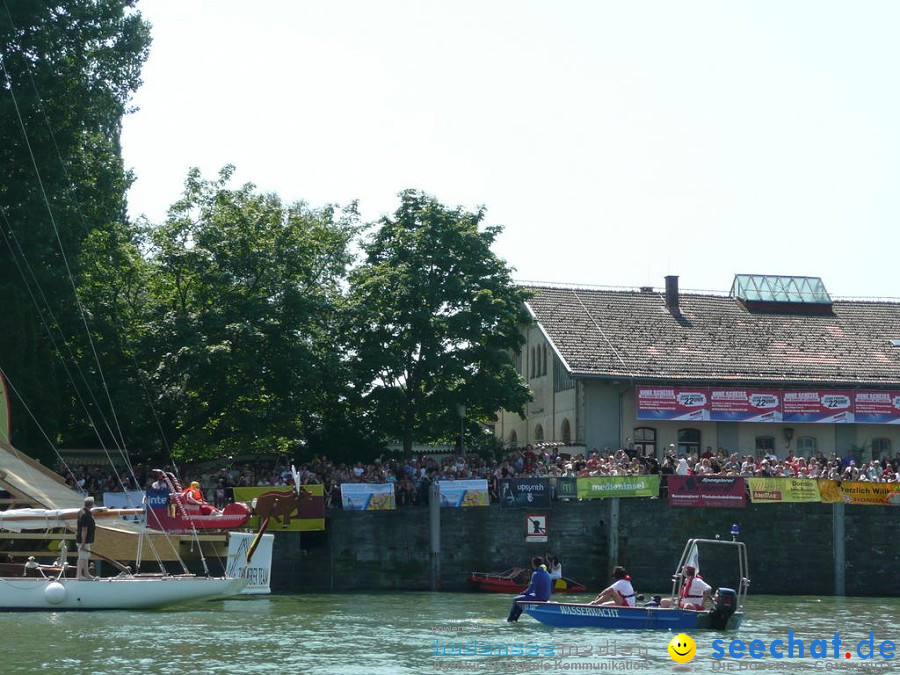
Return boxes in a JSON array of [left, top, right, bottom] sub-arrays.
[[338, 483, 395, 511], [234, 484, 326, 530], [747, 477, 821, 503], [226, 532, 274, 594], [817, 479, 900, 506], [709, 389, 782, 422], [667, 476, 747, 508], [576, 475, 660, 499], [853, 391, 900, 425], [637, 387, 710, 421], [782, 390, 854, 424], [499, 478, 552, 508], [102, 490, 146, 523], [637, 386, 900, 425], [438, 479, 490, 507], [555, 476, 578, 500]]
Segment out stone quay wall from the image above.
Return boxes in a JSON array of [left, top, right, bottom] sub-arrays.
[[270, 500, 899, 597]]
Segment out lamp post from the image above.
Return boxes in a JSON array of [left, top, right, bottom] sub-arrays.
[[456, 404, 466, 457]]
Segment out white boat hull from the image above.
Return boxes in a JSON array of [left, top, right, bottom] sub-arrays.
[[0, 575, 248, 611]]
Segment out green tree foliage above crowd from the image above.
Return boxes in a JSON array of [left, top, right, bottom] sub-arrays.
[[0, 4, 533, 466], [0, 0, 150, 455], [346, 190, 533, 457], [139, 167, 362, 461]]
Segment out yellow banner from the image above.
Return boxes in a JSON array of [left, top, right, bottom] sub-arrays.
[[817, 479, 900, 506], [747, 477, 821, 503], [233, 485, 325, 531]]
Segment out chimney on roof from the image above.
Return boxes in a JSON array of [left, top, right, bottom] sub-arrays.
[[665, 275, 680, 313]]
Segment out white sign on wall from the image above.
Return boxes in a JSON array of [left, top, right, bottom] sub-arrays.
[[526, 514, 548, 543]]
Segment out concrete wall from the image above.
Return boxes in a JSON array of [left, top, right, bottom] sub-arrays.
[[272, 501, 900, 597]]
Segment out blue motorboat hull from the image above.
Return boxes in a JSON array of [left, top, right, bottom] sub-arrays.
[[518, 601, 744, 630]]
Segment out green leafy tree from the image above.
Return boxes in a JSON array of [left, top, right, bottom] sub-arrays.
[[142, 167, 360, 461], [346, 189, 532, 456], [0, 1, 150, 456]]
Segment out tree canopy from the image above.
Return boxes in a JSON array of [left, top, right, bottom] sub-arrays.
[[0, 0, 150, 456], [346, 189, 532, 457], [0, 5, 535, 466]]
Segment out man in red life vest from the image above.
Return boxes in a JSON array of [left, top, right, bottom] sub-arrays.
[[661, 564, 711, 610], [183, 481, 217, 515]]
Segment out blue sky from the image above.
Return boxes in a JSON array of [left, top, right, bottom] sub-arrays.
[[120, 1, 900, 298]]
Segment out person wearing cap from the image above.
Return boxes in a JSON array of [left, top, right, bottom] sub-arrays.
[[507, 557, 552, 622], [75, 496, 96, 580]]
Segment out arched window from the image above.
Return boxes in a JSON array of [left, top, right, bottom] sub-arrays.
[[509, 430, 518, 449], [561, 419, 572, 445], [633, 427, 656, 457], [677, 428, 700, 458], [872, 438, 891, 461], [534, 424, 544, 442]]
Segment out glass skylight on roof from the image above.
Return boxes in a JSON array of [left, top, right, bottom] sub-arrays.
[[731, 275, 832, 304]]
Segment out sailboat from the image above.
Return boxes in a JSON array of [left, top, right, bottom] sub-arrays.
[[0, 37, 254, 609], [0, 425, 250, 610]]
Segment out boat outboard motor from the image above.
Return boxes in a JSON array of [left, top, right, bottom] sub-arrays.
[[707, 587, 738, 629]]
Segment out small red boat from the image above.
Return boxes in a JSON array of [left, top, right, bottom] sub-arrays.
[[146, 471, 252, 534], [468, 567, 587, 594]]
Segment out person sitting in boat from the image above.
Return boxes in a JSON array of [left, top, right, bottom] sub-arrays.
[[506, 557, 552, 622], [661, 565, 712, 610], [589, 565, 636, 607], [182, 481, 218, 515]]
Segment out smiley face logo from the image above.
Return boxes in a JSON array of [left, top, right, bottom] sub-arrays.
[[667, 633, 697, 663]]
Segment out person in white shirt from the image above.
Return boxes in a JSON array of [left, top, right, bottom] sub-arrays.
[[545, 554, 562, 580], [589, 566, 636, 607]]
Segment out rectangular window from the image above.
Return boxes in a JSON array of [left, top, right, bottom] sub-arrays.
[[553, 358, 574, 392], [796, 437, 816, 457]]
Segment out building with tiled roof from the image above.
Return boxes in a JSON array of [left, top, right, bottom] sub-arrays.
[[495, 275, 900, 460]]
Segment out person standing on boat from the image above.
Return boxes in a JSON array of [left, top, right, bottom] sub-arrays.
[[75, 496, 96, 580], [589, 566, 636, 607], [506, 557, 552, 622]]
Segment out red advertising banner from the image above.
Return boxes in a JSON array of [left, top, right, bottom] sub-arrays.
[[636, 387, 710, 421], [853, 391, 900, 425], [667, 476, 746, 508], [709, 389, 782, 422], [782, 390, 854, 423]]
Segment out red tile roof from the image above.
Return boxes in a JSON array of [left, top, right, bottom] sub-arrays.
[[525, 285, 900, 387]]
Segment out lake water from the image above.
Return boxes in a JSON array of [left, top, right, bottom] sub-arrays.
[[5, 593, 896, 674]]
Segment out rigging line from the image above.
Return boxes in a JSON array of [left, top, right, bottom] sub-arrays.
[[2, 4, 165, 483], [0, 37, 130, 463], [570, 289, 634, 379], [0, 208, 121, 455], [0, 365, 79, 491], [0, 212, 133, 495]]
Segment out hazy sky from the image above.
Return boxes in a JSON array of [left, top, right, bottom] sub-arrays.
[[120, 1, 900, 298]]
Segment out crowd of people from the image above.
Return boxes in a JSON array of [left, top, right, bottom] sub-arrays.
[[57, 440, 900, 506]]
